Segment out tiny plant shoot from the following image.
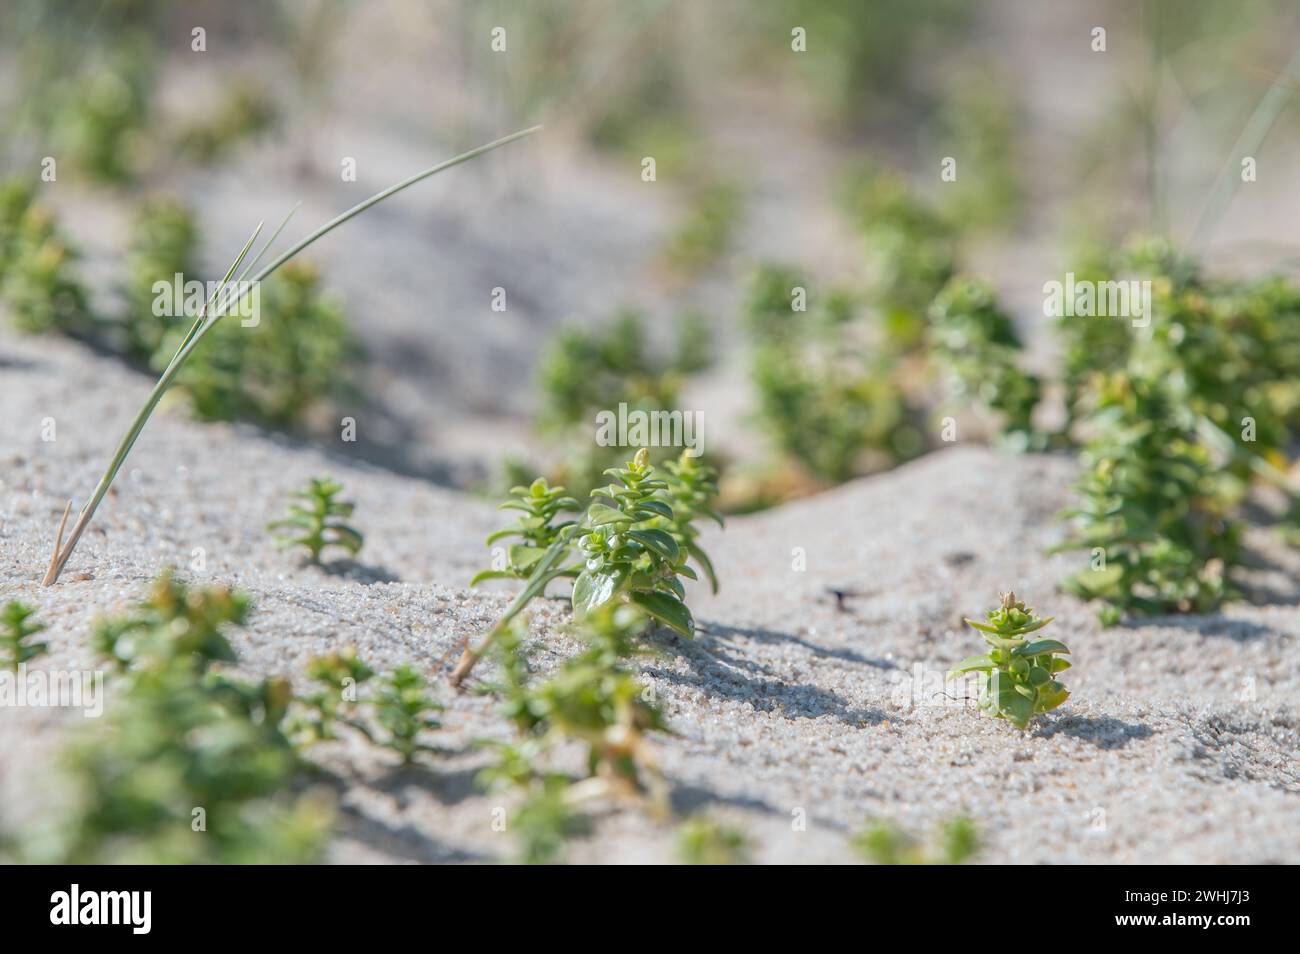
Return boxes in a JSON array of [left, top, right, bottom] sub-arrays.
[[472, 478, 579, 585], [947, 591, 1071, 730], [40, 125, 541, 585], [1, 601, 48, 671], [267, 476, 363, 564]]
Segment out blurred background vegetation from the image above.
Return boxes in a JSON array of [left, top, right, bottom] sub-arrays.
[[6, 0, 1300, 511]]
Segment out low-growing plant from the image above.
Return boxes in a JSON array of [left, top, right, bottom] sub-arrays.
[[452, 448, 718, 686], [573, 449, 696, 635], [947, 592, 1071, 730], [472, 478, 580, 585], [744, 264, 924, 485], [657, 451, 724, 593], [928, 276, 1043, 448], [372, 664, 444, 763], [0, 600, 48, 671], [267, 475, 364, 565], [662, 181, 743, 275], [853, 816, 979, 865], [176, 80, 277, 164], [289, 646, 375, 744], [156, 259, 356, 426], [1054, 365, 1241, 624], [477, 605, 669, 862], [0, 179, 35, 284], [677, 815, 753, 865], [122, 196, 200, 361], [45, 572, 332, 864], [0, 201, 92, 336]]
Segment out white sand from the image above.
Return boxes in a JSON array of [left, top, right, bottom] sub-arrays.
[[2, 328, 1298, 863]]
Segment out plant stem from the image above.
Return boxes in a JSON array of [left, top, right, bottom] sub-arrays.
[[42, 125, 541, 585]]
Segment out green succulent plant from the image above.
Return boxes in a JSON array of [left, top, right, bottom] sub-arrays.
[[928, 276, 1042, 448], [373, 664, 444, 763], [154, 259, 355, 426], [290, 646, 374, 744], [472, 477, 580, 585], [1, 202, 92, 336], [854, 816, 979, 865], [0, 601, 48, 671], [267, 475, 364, 565], [122, 196, 200, 361], [477, 605, 668, 863], [677, 815, 753, 865], [1055, 367, 1241, 624], [47, 572, 332, 864], [947, 592, 1071, 730], [573, 448, 695, 636], [657, 451, 724, 593]]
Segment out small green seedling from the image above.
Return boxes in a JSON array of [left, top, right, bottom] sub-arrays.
[[290, 646, 374, 743], [267, 476, 363, 564], [472, 477, 579, 585], [854, 816, 980, 865], [948, 592, 1071, 730], [573, 448, 695, 635], [477, 606, 669, 862], [56, 571, 331, 864], [373, 664, 444, 763], [677, 816, 753, 865], [658, 451, 724, 593], [1, 601, 48, 671], [122, 197, 201, 361]]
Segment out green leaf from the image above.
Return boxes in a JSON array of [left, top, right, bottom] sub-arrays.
[[627, 529, 679, 562], [630, 591, 694, 636], [469, 569, 517, 586], [636, 499, 674, 520], [572, 567, 628, 614], [1017, 639, 1070, 657], [686, 540, 719, 594], [508, 544, 545, 572], [947, 654, 996, 676], [587, 503, 626, 526], [986, 672, 1033, 729]]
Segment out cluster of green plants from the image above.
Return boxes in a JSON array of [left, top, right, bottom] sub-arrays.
[[0, 600, 48, 671], [947, 592, 1071, 730], [268, 475, 365, 565], [291, 649, 444, 764], [35, 572, 333, 863], [476, 605, 670, 863], [2, 184, 356, 429], [159, 258, 357, 426], [928, 277, 1042, 449], [743, 264, 924, 486], [459, 447, 720, 684], [853, 815, 980, 865], [0, 184, 92, 336], [661, 181, 743, 276], [529, 308, 714, 498], [676, 815, 753, 865], [1049, 239, 1300, 622]]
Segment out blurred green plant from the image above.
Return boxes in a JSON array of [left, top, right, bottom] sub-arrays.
[[662, 182, 743, 276], [0, 201, 93, 335], [289, 646, 375, 744], [1054, 368, 1241, 624], [477, 605, 668, 863], [744, 264, 924, 485], [49, 571, 332, 864], [929, 276, 1042, 448], [176, 80, 277, 164], [1, 601, 48, 671], [853, 816, 979, 865], [677, 815, 753, 865], [373, 664, 444, 763], [947, 592, 1071, 730], [657, 451, 724, 593], [267, 475, 364, 565], [155, 259, 356, 426], [48, 39, 155, 184], [122, 196, 201, 361]]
